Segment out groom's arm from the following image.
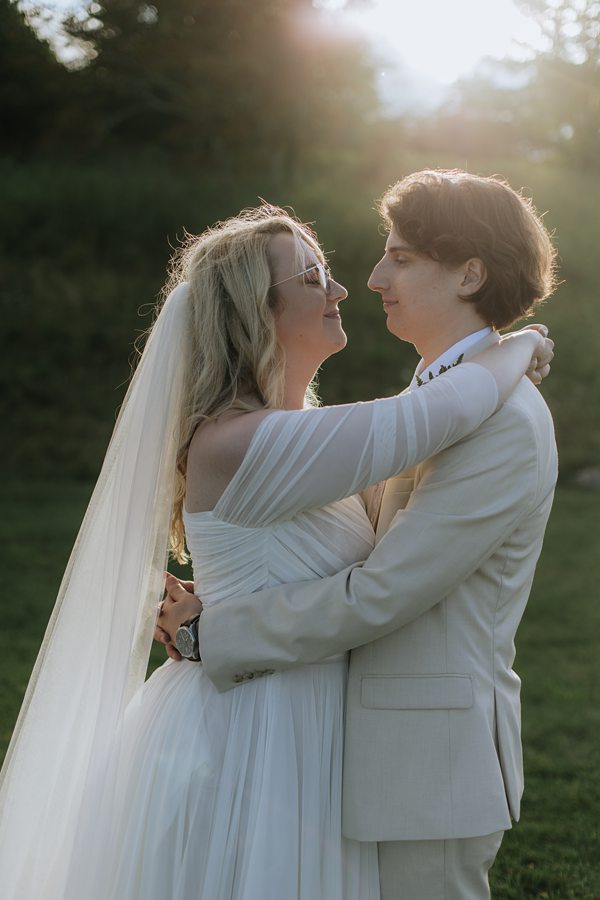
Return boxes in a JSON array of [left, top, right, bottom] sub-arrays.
[[200, 404, 543, 691]]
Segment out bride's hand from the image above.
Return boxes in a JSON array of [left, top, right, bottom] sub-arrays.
[[155, 574, 202, 659], [502, 324, 554, 385]]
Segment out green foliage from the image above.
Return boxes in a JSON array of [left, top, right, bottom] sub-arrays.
[[57, 0, 379, 174], [2, 152, 596, 480], [451, 0, 600, 167], [4, 0, 600, 170], [1, 0, 597, 478], [0, 0, 69, 153], [416, 353, 465, 385], [1, 1, 380, 174], [0, 152, 408, 479]]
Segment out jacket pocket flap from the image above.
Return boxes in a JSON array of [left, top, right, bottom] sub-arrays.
[[361, 674, 473, 710]]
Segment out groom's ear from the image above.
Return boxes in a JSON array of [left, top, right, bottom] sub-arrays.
[[458, 257, 487, 297]]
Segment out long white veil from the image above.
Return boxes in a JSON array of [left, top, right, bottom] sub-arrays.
[[0, 282, 191, 898]]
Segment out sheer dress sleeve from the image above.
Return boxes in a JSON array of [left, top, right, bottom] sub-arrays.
[[212, 362, 499, 528]]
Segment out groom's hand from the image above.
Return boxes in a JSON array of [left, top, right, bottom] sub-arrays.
[[154, 573, 199, 661]]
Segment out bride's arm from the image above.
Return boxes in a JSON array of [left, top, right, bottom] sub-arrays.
[[157, 330, 552, 658], [471, 329, 552, 396], [212, 329, 552, 528], [197, 355, 557, 690]]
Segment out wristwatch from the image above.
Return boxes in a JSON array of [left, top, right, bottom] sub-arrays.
[[175, 615, 201, 661]]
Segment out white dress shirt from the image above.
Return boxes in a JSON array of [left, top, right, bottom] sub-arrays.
[[411, 326, 493, 388]]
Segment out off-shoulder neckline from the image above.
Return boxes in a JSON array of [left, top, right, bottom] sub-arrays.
[[183, 410, 284, 517]]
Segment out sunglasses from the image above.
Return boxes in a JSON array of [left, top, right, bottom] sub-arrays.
[[271, 263, 333, 294]]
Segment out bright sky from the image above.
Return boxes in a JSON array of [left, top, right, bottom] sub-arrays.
[[319, 0, 544, 86]]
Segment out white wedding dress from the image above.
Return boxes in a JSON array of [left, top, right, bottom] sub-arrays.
[[55, 365, 498, 900]]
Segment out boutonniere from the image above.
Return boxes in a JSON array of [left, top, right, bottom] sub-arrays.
[[415, 353, 464, 387]]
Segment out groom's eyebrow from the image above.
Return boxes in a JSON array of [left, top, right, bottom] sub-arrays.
[[386, 242, 413, 253]]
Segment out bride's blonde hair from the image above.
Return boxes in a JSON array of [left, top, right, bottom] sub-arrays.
[[159, 204, 325, 563]]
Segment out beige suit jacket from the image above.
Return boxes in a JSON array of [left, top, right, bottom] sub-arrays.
[[200, 333, 558, 841]]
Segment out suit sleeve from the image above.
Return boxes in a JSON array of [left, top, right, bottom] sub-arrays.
[[200, 403, 542, 691]]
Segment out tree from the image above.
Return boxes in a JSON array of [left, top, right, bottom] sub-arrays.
[[0, 0, 68, 153], [453, 0, 600, 167], [516, 0, 600, 164], [60, 0, 380, 174]]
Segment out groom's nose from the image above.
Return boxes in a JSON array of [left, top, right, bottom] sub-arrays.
[[367, 260, 387, 293]]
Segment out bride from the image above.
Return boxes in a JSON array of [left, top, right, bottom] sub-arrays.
[[0, 204, 552, 899]]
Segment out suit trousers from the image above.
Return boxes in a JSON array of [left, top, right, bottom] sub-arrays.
[[377, 831, 504, 900]]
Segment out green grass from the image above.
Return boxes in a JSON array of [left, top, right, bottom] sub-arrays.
[[488, 487, 600, 900], [0, 482, 598, 897]]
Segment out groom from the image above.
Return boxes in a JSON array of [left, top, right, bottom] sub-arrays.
[[161, 170, 558, 899]]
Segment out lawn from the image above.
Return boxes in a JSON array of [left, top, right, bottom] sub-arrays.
[[0, 482, 598, 898]]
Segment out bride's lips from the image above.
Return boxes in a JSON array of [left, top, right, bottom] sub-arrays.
[[324, 309, 341, 319]]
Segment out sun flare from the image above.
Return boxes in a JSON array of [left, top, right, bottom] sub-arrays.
[[321, 0, 543, 88]]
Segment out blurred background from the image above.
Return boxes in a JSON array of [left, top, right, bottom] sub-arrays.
[[1, 1, 599, 896], [2, 0, 600, 477]]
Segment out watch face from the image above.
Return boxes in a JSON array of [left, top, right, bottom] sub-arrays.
[[176, 627, 195, 658]]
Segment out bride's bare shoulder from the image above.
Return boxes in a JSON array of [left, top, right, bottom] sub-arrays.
[[190, 410, 272, 467], [185, 410, 273, 511]]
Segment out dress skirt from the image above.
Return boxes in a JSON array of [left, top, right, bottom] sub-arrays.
[[63, 655, 380, 900]]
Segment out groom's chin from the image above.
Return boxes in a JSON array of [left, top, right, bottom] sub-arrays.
[[384, 316, 403, 340]]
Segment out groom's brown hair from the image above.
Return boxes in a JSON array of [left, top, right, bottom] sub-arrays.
[[379, 169, 558, 330]]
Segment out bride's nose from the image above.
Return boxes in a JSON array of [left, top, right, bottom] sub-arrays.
[[329, 280, 348, 302]]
